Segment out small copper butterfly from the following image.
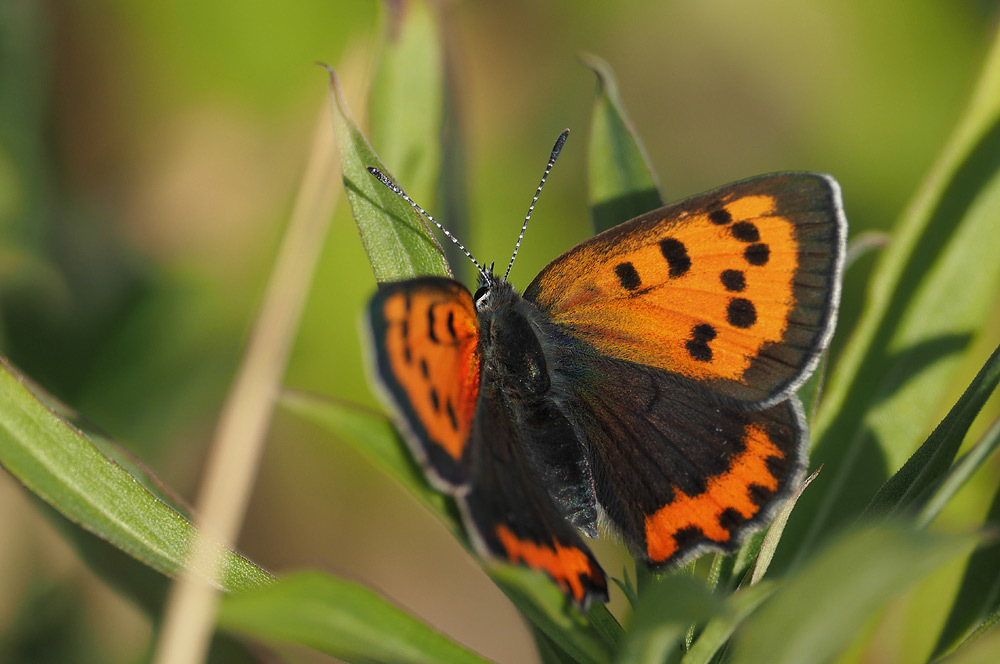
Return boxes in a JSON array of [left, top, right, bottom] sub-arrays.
[[365, 130, 846, 606]]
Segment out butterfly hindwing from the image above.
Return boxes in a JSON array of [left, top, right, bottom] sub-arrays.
[[524, 172, 846, 406], [461, 378, 608, 606], [368, 277, 481, 488], [560, 352, 807, 567]]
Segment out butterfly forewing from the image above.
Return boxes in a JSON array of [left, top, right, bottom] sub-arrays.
[[524, 172, 846, 406], [368, 277, 481, 487]]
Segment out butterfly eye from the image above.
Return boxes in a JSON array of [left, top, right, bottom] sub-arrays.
[[473, 286, 490, 307]]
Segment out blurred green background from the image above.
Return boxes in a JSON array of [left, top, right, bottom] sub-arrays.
[[1, 1, 998, 662]]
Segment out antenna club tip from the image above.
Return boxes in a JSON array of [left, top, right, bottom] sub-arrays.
[[550, 129, 570, 160]]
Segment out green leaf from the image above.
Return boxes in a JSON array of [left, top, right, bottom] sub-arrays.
[[369, 0, 444, 210], [863, 343, 1000, 520], [918, 413, 1000, 529], [731, 525, 977, 664], [217, 571, 492, 664], [781, 26, 1000, 568], [581, 53, 662, 233], [680, 581, 776, 664], [280, 390, 459, 534], [588, 602, 625, 651], [938, 626, 1000, 664], [750, 468, 821, 585], [0, 358, 272, 593], [325, 66, 451, 282], [614, 574, 724, 664], [490, 565, 613, 664], [929, 469, 1000, 658]]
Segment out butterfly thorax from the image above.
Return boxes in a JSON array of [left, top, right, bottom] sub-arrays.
[[475, 279, 552, 399]]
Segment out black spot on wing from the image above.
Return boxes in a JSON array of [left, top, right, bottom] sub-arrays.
[[721, 269, 746, 292], [727, 298, 757, 328], [744, 243, 770, 266], [615, 262, 642, 291], [686, 324, 717, 362], [709, 209, 732, 225], [427, 305, 439, 343], [659, 238, 691, 277], [731, 221, 760, 242]]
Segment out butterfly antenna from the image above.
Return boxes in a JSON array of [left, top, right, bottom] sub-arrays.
[[366, 166, 489, 283], [503, 128, 569, 282]]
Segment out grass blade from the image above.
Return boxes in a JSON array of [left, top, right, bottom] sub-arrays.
[[0, 359, 273, 593], [614, 574, 723, 664], [490, 566, 613, 664], [218, 571, 492, 664], [781, 24, 1000, 570], [581, 53, 662, 233], [280, 390, 459, 533], [369, 0, 444, 213], [863, 343, 1000, 519], [326, 66, 451, 283], [731, 525, 977, 664]]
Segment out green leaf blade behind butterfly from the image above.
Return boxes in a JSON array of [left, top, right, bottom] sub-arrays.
[[279, 390, 460, 535], [613, 574, 724, 664], [369, 0, 444, 213], [582, 54, 663, 234], [0, 359, 273, 594], [730, 524, 978, 664], [779, 25, 1000, 568], [489, 566, 613, 664], [217, 571, 493, 664], [862, 343, 1000, 520], [326, 67, 451, 283], [928, 442, 1000, 659]]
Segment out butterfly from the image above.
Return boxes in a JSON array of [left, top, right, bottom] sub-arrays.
[[365, 130, 846, 607]]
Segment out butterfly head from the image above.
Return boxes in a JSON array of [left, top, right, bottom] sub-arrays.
[[367, 129, 570, 308]]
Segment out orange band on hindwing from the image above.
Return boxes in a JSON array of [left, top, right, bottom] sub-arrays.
[[644, 422, 784, 562], [495, 525, 601, 603]]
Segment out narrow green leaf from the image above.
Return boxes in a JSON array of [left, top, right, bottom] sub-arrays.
[[781, 25, 1000, 568], [731, 525, 977, 664], [750, 468, 820, 585], [930, 475, 1000, 658], [680, 582, 776, 664], [588, 603, 625, 650], [919, 415, 1000, 529], [863, 343, 1000, 519], [369, 0, 444, 209], [217, 571, 492, 664], [280, 390, 459, 533], [490, 565, 613, 664], [325, 66, 451, 282], [614, 574, 724, 664], [0, 359, 273, 593], [581, 53, 662, 233], [937, 626, 1000, 664]]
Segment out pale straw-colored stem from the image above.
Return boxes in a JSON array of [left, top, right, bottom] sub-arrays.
[[151, 87, 341, 664]]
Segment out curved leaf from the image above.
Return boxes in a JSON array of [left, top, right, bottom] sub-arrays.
[[218, 571, 492, 664], [582, 53, 662, 233], [325, 66, 450, 282], [0, 358, 272, 593], [732, 525, 977, 664]]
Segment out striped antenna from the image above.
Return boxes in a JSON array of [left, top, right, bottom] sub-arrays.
[[366, 167, 489, 283], [503, 129, 569, 282]]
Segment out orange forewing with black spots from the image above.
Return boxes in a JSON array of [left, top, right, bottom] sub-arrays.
[[525, 173, 844, 405], [369, 278, 481, 487]]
